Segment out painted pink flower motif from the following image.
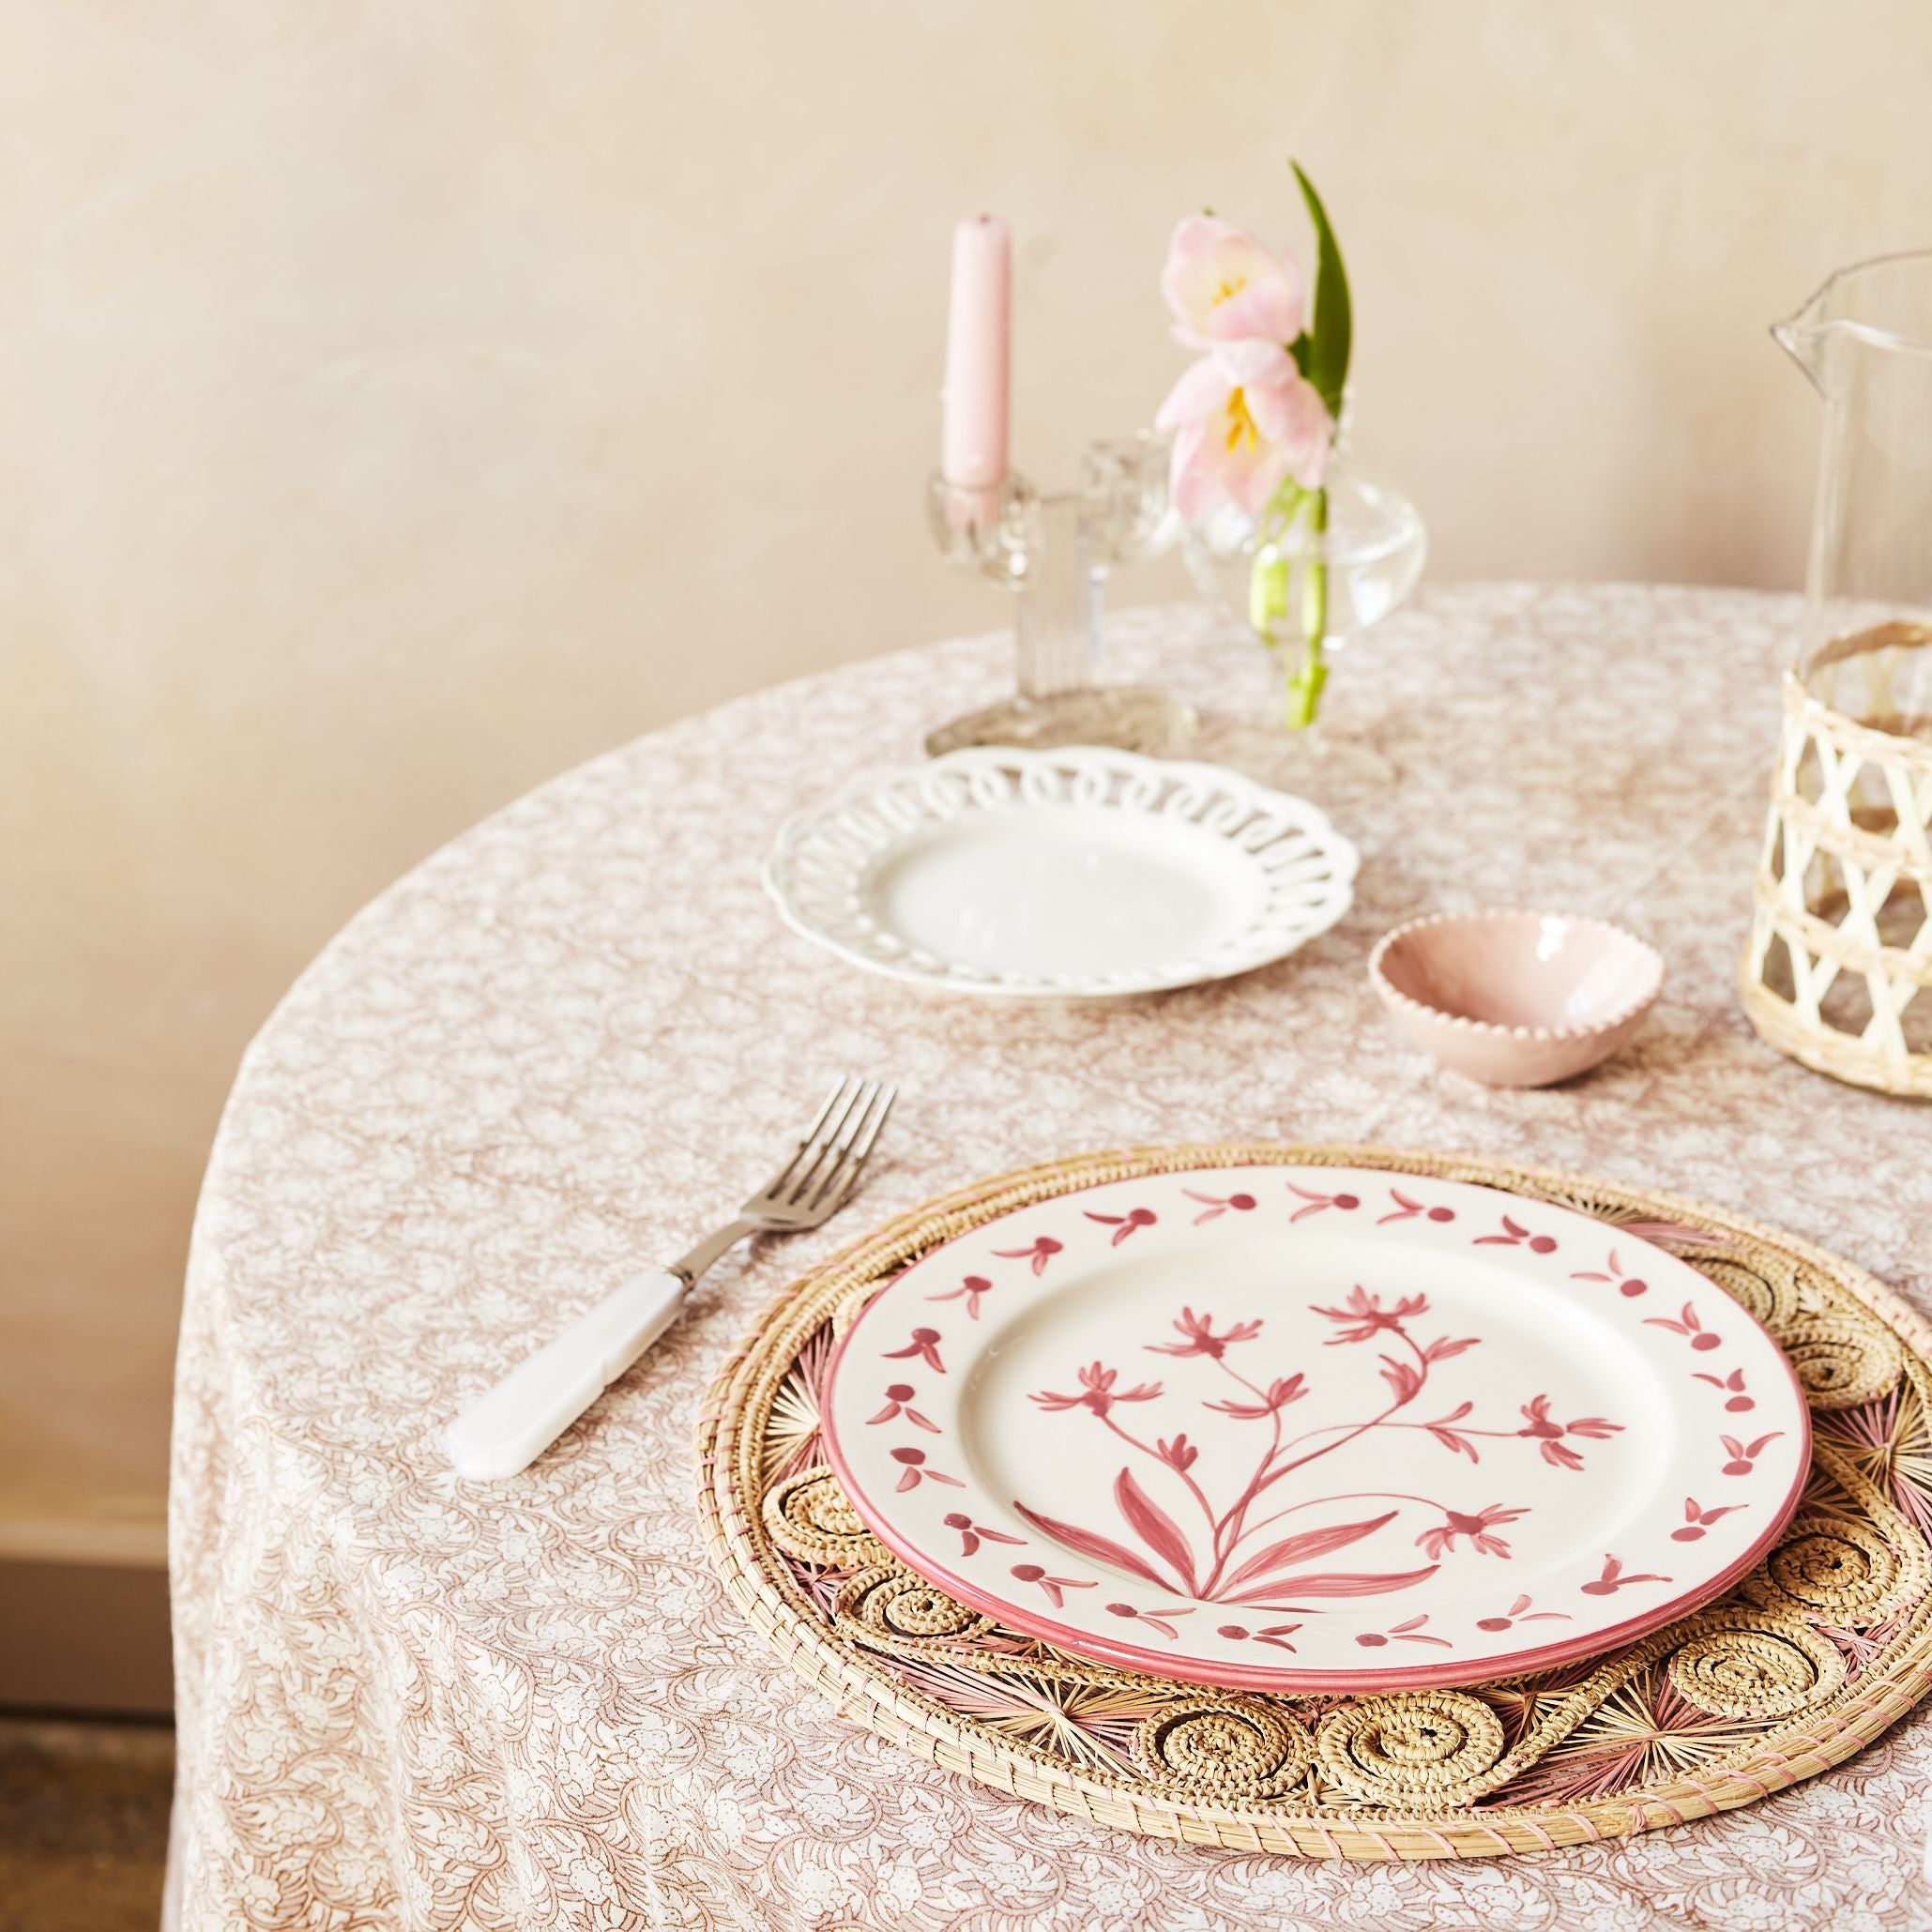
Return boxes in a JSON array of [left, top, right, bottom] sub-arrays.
[[1310, 1285, 1426, 1346], [1030, 1362, 1163, 1418], [1415, 1503, 1529, 1560], [1356, 1614, 1451, 1650], [1475, 1214, 1559, 1255], [1646, 1301, 1723, 1351], [928, 1274, 993, 1319], [1112, 1468, 1203, 1595], [1010, 1502, 1177, 1593], [1147, 1307, 1263, 1360], [1206, 1374, 1307, 1421], [1103, 1600, 1195, 1642], [1158, 342, 1331, 520], [1579, 1553, 1671, 1596], [1215, 1620, 1302, 1653], [882, 1327, 946, 1374], [1086, 1208, 1157, 1246], [1475, 1593, 1570, 1633], [995, 1237, 1063, 1276], [1571, 1248, 1650, 1299], [1009, 1563, 1097, 1609], [1422, 1400, 1480, 1462], [1161, 214, 1305, 349], [1672, 1497, 1747, 1543], [942, 1511, 1025, 1558], [889, 1447, 963, 1493], [1378, 1355, 1424, 1407], [1694, 1367, 1754, 1412], [1379, 1189, 1455, 1226], [866, 1383, 939, 1432], [1720, 1431, 1783, 1476], [987, 1211, 1745, 1635], [1285, 1181, 1362, 1224], [1375, 1334, 1476, 1409], [1183, 1188, 1257, 1225], [1194, 1521, 1435, 1610], [1515, 1394, 1622, 1471]]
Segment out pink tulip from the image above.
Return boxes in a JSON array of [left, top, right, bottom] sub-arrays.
[[1156, 342, 1331, 520], [1162, 215, 1305, 349]]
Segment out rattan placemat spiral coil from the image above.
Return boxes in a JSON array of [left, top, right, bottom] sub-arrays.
[[694, 1145, 1932, 1859]]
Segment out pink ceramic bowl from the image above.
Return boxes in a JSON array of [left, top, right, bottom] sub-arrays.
[[1368, 910, 1664, 1088]]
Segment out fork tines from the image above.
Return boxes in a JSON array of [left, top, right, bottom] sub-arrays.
[[768, 1075, 895, 1212]]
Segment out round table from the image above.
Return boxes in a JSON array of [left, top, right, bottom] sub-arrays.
[[171, 586, 1932, 1930]]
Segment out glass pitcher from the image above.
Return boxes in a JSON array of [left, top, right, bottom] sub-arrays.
[[1776, 250, 1932, 729], [1742, 251, 1932, 1094]]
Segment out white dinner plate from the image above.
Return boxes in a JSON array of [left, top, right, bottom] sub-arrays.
[[822, 1164, 1809, 1693], [763, 745, 1357, 998]]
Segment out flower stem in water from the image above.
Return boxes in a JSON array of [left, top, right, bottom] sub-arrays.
[[1283, 487, 1329, 730]]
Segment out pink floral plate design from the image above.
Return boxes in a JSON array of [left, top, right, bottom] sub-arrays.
[[822, 1164, 1810, 1693]]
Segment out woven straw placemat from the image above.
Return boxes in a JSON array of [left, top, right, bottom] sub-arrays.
[[694, 1144, 1932, 1859]]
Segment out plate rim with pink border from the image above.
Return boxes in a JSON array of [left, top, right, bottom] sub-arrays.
[[821, 1164, 1811, 1694]]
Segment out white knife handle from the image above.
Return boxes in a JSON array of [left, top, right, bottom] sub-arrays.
[[445, 1268, 688, 1480]]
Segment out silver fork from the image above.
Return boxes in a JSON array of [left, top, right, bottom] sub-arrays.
[[446, 1076, 895, 1480]]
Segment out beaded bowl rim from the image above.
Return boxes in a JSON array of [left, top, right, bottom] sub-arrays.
[[1367, 910, 1665, 1045]]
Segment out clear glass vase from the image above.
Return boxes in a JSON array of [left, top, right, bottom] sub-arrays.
[[1177, 412, 1425, 796]]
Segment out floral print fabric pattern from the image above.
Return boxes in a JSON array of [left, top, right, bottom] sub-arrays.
[[172, 588, 1932, 1929]]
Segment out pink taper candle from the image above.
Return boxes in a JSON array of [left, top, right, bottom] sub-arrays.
[[941, 214, 1011, 488]]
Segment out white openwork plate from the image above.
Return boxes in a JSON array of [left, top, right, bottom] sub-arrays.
[[822, 1164, 1810, 1693], [763, 745, 1358, 998]]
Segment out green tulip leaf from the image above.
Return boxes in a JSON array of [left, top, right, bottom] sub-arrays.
[[1289, 160, 1350, 417]]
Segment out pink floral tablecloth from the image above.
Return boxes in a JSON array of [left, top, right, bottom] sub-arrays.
[[172, 586, 1932, 1930]]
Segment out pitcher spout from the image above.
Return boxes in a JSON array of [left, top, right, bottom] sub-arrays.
[[1774, 249, 1932, 398], [1772, 284, 1833, 395], [1772, 316, 1827, 393]]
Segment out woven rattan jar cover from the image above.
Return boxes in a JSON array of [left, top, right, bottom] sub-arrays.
[[1742, 636, 1932, 1095]]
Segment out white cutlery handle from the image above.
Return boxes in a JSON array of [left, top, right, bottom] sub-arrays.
[[445, 1269, 688, 1480]]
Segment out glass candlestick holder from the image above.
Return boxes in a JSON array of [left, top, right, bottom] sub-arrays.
[[924, 431, 1196, 757]]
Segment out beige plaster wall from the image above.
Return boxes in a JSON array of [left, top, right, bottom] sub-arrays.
[[3, 0, 1925, 1567]]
